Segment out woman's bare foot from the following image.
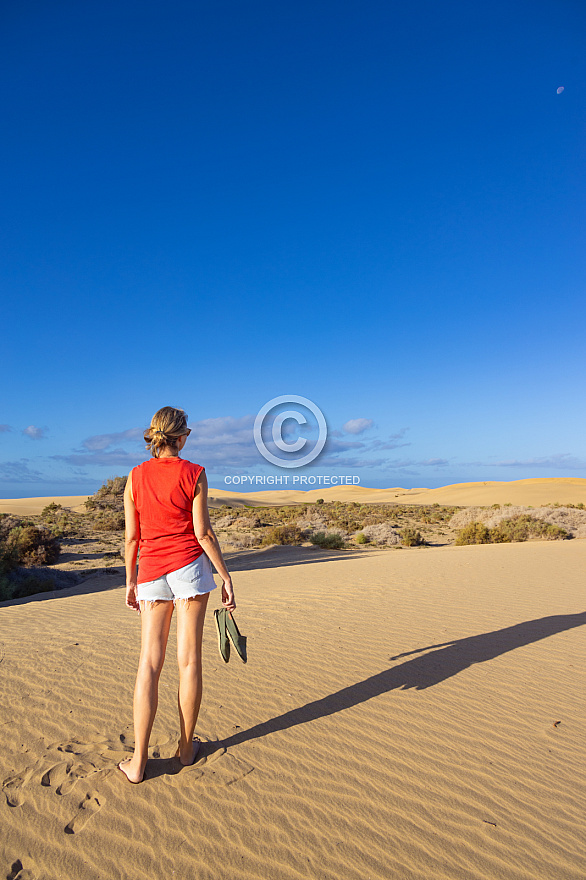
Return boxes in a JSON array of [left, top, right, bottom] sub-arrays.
[[177, 739, 201, 766], [118, 757, 145, 784]]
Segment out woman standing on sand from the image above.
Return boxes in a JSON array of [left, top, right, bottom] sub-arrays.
[[119, 406, 235, 784]]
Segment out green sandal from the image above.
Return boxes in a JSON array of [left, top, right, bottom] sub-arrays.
[[225, 611, 247, 664], [214, 608, 230, 663]]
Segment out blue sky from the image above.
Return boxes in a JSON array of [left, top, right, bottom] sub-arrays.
[[1, 0, 585, 497]]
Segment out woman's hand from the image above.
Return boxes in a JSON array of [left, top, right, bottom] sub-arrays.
[[126, 583, 140, 612], [221, 577, 236, 612]]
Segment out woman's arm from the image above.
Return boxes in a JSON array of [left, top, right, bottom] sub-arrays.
[[193, 470, 236, 611], [124, 472, 140, 611]]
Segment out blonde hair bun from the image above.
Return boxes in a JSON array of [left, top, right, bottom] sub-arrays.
[[144, 407, 188, 458]]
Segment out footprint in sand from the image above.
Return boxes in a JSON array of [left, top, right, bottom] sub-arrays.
[[174, 743, 253, 790], [41, 760, 72, 790], [56, 739, 93, 756], [2, 763, 40, 807], [6, 858, 36, 880], [56, 761, 101, 795], [64, 791, 103, 834], [41, 757, 104, 795]]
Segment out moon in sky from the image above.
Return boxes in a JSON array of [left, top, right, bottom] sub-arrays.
[[557, 86, 565, 94]]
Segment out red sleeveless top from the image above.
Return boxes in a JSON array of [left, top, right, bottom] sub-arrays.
[[131, 458, 204, 584]]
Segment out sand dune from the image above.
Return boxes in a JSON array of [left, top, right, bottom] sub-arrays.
[[210, 477, 586, 507], [0, 495, 90, 515], [4, 478, 586, 515], [1, 540, 585, 880]]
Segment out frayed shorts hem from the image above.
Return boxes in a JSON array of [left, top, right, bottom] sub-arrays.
[[137, 554, 217, 604]]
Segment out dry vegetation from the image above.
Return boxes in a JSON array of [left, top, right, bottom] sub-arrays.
[[207, 499, 456, 551], [0, 478, 128, 601], [0, 477, 581, 602]]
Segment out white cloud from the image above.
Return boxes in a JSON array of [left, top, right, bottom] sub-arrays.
[[343, 418, 374, 435], [23, 425, 46, 440], [184, 415, 260, 468]]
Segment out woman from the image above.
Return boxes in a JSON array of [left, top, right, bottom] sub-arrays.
[[119, 406, 235, 784]]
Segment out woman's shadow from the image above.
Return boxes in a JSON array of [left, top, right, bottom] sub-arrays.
[[220, 611, 586, 750]]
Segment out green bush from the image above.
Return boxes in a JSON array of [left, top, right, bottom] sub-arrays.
[[92, 511, 126, 532], [489, 515, 568, 543], [5, 524, 60, 566], [261, 525, 306, 546], [310, 531, 345, 550], [355, 532, 369, 544], [0, 540, 19, 576], [42, 502, 63, 515], [0, 516, 61, 600], [315, 498, 325, 505], [456, 515, 568, 546], [400, 527, 424, 547], [86, 476, 128, 512], [455, 522, 491, 545]]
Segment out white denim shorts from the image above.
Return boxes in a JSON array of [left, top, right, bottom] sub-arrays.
[[137, 553, 217, 604]]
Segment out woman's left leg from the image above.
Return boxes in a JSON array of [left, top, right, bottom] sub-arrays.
[[119, 599, 174, 783], [176, 593, 209, 765]]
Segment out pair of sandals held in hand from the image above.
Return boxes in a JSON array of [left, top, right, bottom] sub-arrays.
[[214, 608, 247, 663]]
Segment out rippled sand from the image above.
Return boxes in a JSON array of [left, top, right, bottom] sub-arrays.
[[1, 540, 585, 880]]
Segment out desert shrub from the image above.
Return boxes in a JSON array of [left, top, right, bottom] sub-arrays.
[[451, 505, 586, 537], [489, 515, 568, 543], [5, 524, 60, 566], [310, 531, 345, 549], [0, 576, 12, 601], [225, 533, 263, 550], [296, 513, 328, 534], [355, 532, 369, 544], [455, 522, 491, 545], [86, 476, 127, 512], [42, 503, 63, 515], [315, 498, 324, 505], [261, 525, 306, 546], [215, 514, 237, 529], [0, 540, 19, 576], [39, 504, 74, 537], [91, 511, 126, 532], [99, 476, 127, 497], [400, 527, 424, 547], [361, 523, 400, 546], [450, 508, 489, 530], [455, 515, 568, 545]]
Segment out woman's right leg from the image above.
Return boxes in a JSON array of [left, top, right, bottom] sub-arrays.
[[119, 600, 174, 783]]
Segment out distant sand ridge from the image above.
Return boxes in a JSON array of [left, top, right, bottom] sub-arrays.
[[2, 478, 586, 514]]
